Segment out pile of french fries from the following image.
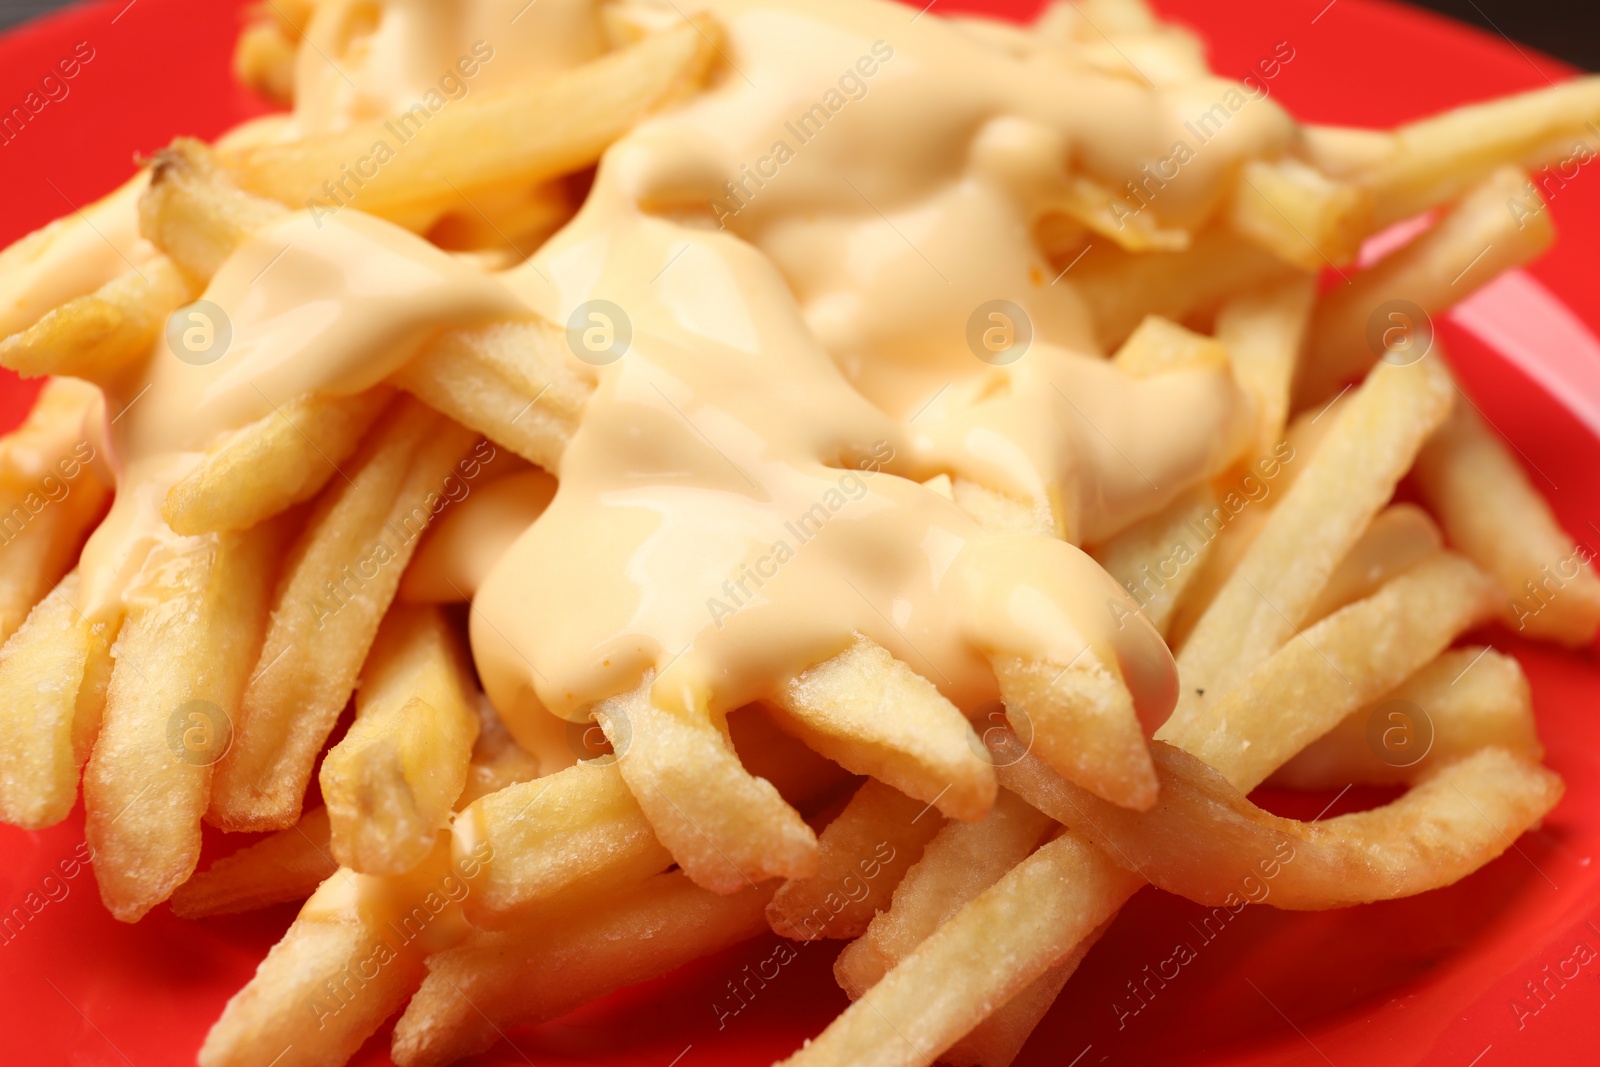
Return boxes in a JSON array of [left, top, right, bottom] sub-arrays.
[[1, 0, 1597, 1064]]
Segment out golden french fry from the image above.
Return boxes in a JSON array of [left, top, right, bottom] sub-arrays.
[[1164, 502, 1266, 653], [391, 318, 593, 472], [1159, 551, 1495, 792], [171, 807, 337, 919], [321, 606, 479, 875], [140, 140, 289, 284], [0, 257, 191, 381], [1298, 168, 1554, 405], [1110, 315, 1229, 378], [596, 675, 817, 892], [834, 789, 1053, 999], [1174, 355, 1455, 725], [1415, 400, 1600, 646], [84, 520, 281, 921], [1214, 274, 1316, 458], [222, 20, 721, 223], [993, 653, 1157, 811], [1272, 647, 1539, 789], [0, 379, 109, 645], [391, 872, 773, 1067], [1355, 76, 1600, 227], [452, 760, 673, 929], [767, 778, 944, 942], [232, 0, 308, 108], [1304, 503, 1442, 623], [1227, 157, 1373, 271], [1090, 485, 1218, 638], [778, 831, 1143, 1067], [0, 574, 115, 828], [1068, 229, 1298, 350], [1047, 175, 1191, 253], [1001, 740, 1561, 910], [164, 387, 394, 535], [199, 838, 470, 1067], [769, 635, 996, 823], [209, 399, 476, 831]]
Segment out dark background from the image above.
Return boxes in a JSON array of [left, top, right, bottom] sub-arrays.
[[0, 0, 1597, 69]]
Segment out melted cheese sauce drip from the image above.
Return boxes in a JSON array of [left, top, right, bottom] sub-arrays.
[[7, 0, 1296, 737]]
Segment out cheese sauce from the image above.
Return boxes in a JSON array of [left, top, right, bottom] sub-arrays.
[[6, 0, 1293, 742]]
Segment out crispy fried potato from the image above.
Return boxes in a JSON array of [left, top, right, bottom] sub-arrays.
[[140, 140, 289, 285], [0, 574, 115, 828], [1415, 400, 1600, 646], [1110, 315, 1229, 378], [0, 257, 191, 382], [597, 675, 817, 892], [767, 778, 944, 942], [1355, 76, 1600, 227], [1272, 647, 1539, 789], [164, 387, 394, 535], [1047, 174, 1190, 253], [1298, 168, 1554, 404], [321, 606, 479, 876], [1304, 503, 1442, 623], [1090, 485, 1218, 638], [835, 789, 1053, 999], [0, 379, 109, 645], [171, 807, 337, 919], [992, 653, 1156, 811], [1227, 158, 1373, 271], [1214, 275, 1316, 458], [452, 760, 673, 929], [769, 635, 996, 823], [391, 871, 773, 1067], [222, 20, 722, 223], [1001, 740, 1561, 910], [199, 839, 465, 1067], [1160, 551, 1495, 792], [1174, 355, 1455, 725], [778, 831, 1142, 1067], [85, 520, 281, 921], [210, 400, 476, 831], [1165, 502, 1265, 653]]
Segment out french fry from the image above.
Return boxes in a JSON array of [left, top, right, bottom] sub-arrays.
[[0, 257, 191, 381], [1174, 355, 1455, 725], [834, 789, 1053, 999], [1164, 503, 1265, 653], [1000, 740, 1561, 910], [992, 653, 1157, 811], [1297, 168, 1554, 404], [199, 838, 468, 1067], [164, 387, 394, 535], [1304, 503, 1442, 623], [209, 399, 476, 831], [0, 379, 109, 645], [1415, 400, 1600, 646], [171, 807, 337, 919], [1354, 76, 1600, 227], [140, 140, 289, 285], [1227, 158, 1373, 271], [84, 519, 281, 921], [1090, 485, 1218, 638], [1214, 275, 1316, 458], [1068, 229, 1297, 351], [391, 872, 773, 1067], [1159, 551, 1495, 792], [0, 574, 115, 828], [1272, 647, 1539, 789], [767, 778, 944, 942], [769, 635, 996, 823], [321, 606, 479, 876], [1048, 175, 1191, 254], [596, 675, 818, 892], [390, 318, 593, 471], [232, 0, 310, 107], [452, 760, 673, 929], [1110, 315, 1229, 378], [778, 831, 1143, 1067], [221, 20, 722, 223]]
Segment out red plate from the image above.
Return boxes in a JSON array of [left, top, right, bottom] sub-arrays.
[[2, 1, 1597, 1064]]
